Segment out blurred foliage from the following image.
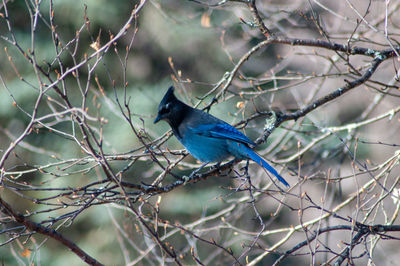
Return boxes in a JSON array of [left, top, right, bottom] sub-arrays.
[[1, 0, 399, 265], [0, 1, 246, 264]]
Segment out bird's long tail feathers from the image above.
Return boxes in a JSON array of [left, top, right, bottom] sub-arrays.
[[242, 145, 289, 187]]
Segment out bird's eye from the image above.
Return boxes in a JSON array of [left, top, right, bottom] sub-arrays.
[[160, 103, 171, 114]]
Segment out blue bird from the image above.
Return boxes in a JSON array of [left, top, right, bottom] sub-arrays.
[[154, 86, 289, 187]]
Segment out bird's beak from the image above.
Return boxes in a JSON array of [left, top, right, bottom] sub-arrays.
[[153, 115, 161, 124]]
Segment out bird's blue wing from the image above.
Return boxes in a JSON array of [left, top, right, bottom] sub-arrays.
[[189, 123, 256, 146], [189, 123, 290, 187]]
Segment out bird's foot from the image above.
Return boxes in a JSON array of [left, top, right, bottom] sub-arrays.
[[210, 162, 221, 171], [182, 170, 199, 185], [182, 162, 209, 185], [182, 174, 191, 185]]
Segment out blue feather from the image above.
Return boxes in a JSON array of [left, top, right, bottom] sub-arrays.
[[154, 87, 290, 187], [189, 123, 256, 146], [239, 144, 289, 187]]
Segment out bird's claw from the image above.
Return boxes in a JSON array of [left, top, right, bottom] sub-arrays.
[[210, 163, 221, 171], [182, 175, 191, 185]]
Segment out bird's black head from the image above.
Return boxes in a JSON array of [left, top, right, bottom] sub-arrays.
[[154, 86, 186, 127]]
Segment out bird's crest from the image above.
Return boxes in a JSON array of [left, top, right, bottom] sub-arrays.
[[160, 86, 177, 106]]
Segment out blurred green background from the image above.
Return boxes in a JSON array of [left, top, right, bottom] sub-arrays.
[[0, 1, 270, 265], [1, 0, 399, 265]]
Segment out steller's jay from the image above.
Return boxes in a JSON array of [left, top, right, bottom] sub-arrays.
[[154, 86, 289, 187]]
